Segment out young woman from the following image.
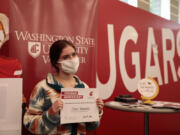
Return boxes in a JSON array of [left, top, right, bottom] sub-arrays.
[[24, 40, 104, 135]]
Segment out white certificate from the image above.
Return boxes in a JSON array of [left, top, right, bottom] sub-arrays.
[[60, 88, 99, 124]]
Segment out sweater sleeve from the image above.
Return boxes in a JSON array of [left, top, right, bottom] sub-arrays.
[[23, 84, 60, 134], [85, 110, 103, 130]]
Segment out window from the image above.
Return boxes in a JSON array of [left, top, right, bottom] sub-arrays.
[[161, 0, 170, 19], [120, 0, 137, 7], [150, 0, 170, 20]]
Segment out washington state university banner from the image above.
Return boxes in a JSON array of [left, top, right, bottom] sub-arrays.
[[9, 0, 97, 99]]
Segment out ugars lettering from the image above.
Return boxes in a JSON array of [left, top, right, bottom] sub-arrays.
[[97, 24, 180, 99]]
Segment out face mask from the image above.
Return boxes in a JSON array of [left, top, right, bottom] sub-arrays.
[[0, 30, 5, 48], [58, 57, 79, 74]]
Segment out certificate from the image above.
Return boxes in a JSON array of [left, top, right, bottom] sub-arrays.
[[60, 88, 99, 124]]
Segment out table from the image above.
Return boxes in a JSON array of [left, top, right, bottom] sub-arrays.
[[105, 100, 180, 135]]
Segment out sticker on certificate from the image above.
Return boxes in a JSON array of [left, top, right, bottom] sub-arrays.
[[60, 88, 99, 124]]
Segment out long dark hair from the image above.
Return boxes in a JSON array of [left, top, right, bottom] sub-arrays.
[[49, 40, 76, 72]]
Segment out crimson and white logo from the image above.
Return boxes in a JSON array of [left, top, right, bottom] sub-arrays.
[[89, 91, 93, 96], [28, 41, 41, 58]]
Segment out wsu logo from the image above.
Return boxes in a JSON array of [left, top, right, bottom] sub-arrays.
[[28, 41, 41, 58], [89, 91, 93, 96]]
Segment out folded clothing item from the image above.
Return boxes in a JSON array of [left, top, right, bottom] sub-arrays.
[[114, 95, 138, 103]]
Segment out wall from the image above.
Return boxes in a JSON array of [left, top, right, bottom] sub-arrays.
[[138, 0, 150, 11], [170, 0, 179, 22]]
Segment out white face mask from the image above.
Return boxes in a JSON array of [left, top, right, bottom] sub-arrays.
[[58, 57, 79, 74], [0, 14, 9, 49], [0, 30, 5, 48]]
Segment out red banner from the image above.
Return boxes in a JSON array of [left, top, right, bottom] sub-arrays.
[[9, 0, 97, 101], [9, 1, 97, 134], [97, 0, 180, 135]]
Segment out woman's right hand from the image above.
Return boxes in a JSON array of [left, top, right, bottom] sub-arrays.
[[50, 99, 63, 115]]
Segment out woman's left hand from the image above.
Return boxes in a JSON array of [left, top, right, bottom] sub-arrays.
[[96, 98, 104, 113]]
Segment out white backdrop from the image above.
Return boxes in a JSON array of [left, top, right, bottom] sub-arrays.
[[0, 78, 22, 135]]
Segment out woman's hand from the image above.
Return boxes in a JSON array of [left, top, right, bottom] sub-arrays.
[[96, 98, 104, 113], [49, 99, 63, 115]]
